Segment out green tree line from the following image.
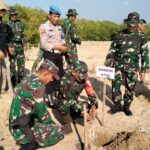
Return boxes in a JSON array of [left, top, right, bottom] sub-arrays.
[[5, 4, 150, 46]]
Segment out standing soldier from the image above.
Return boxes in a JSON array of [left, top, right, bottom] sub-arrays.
[[138, 19, 147, 32], [9, 59, 65, 150], [104, 12, 149, 116], [0, 2, 13, 95], [48, 61, 98, 133], [39, 5, 68, 95], [63, 9, 81, 65], [7, 7, 27, 88], [138, 19, 149, 76]]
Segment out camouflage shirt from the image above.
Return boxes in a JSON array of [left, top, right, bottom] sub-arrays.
[[105, 29, 149, 73], [63, 18, 81, 48], [7, 19, 26, 48], [9, 73, 54, 144], [59, 67, 97, 114]]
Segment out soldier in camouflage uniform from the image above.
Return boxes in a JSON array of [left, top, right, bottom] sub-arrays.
[[138, 19, 149, 74], [9, 59, 65, 150], [104, 12, 149, 116], [56, 61, 98, 133], [138, 19, 146, 32], [7, 7, 27, 88], [63, 9, 81, 65]]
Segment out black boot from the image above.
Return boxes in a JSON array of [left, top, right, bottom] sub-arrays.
[[108, 103, 122, 114], [123, 105, 132, 116], [11, 76, 17, 88], [18, 75, 24, 84], [123, 101, 133, 116], [20, 142, 39, 150], [62, 114, 73, 134]]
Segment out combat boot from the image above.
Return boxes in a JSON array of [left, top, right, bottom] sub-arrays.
[[20, 142, 39, 150], [123, 103, 132, 116], [11, 76, 17, 88], [18, 75, 24, 84], [62, 114, 73, 134], [108, 103, 122, 114]]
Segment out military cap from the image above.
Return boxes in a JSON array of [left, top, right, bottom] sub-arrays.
[[124, 12, 140, 27], [49, 5, 61, 16], [9, 7, 18, 16], [139, 19, 146, 25], [72, 61, 88, 80], [0, 2, 8, 10], [66, 9, 79, 16], [39, 59, 60, 80]]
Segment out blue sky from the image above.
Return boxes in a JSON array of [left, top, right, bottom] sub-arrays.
[[6, 0, 150, 23]]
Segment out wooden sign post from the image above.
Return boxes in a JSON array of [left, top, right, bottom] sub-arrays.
[[83, 103, 88, 150], [102, 78, 106, 125], [96, 66, 115, 125]]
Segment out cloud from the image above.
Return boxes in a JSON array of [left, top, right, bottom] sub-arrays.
[[123, 1, 131, 6]]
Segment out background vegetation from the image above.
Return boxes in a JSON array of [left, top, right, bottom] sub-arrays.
[[4, 4, 150, 46]]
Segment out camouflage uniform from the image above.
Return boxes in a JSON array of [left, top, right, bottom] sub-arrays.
[[63, 9, 81, 65], [138, 19, 149, 73], [58, 61, 98, 115], [9, 60, 64, 148], [7, 7, 26, 87], [105, 12, 149, 115]]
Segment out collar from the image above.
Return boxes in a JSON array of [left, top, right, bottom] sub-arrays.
[[47, 19, 57, 27]]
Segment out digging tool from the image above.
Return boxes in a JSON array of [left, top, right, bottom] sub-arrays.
[[102, 78, 106, 125], [83, 103, 88, 150]]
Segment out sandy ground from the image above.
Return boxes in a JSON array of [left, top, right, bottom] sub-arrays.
[[0, 41, 150, 150]]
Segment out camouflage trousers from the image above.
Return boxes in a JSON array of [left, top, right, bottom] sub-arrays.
[[45, 92, 83, 115], [64, 48, 78, 65], [58, 98, 83, 115], [9, 47, 25, 84], [31, 49, 43, 72], [112, 69, 138, 106], [10, 121, 64, 147]]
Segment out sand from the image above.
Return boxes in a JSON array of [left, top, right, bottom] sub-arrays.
[[0, 41, 150, 150]]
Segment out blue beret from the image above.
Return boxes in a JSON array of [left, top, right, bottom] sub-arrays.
[[49, 5, 61, 16]]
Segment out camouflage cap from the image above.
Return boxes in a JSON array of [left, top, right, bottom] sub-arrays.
[[124, 12, 140, 27], [66, 9, 79, 16], [139, 19, 146, 25], [9, 7, 18, 16], [72, 61, 88, 80], [39, 59, 60, 80]]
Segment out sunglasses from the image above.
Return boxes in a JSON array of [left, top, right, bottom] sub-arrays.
[[11, 14, 18, 16]]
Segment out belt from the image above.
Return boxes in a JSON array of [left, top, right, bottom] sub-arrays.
[[13, 41, 23, 44], [51, 50, 61, 54]]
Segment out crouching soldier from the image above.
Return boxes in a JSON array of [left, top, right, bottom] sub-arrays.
[[9, 59, 65, 150], [55, 61, 98, 133]]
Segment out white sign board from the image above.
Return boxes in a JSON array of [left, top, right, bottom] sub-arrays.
[[96, 66, 115, 79]]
